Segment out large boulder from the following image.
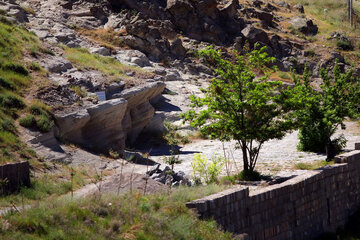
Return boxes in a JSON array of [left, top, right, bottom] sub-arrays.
[[241, 25, 269, 45], [55, 99, 128, 151], [289, 16, 318, 35]]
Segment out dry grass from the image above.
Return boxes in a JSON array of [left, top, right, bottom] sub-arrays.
[[78, 28, 128, 50], [64, 47, 154, 87]]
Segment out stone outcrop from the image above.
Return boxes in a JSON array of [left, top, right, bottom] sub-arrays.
[[55, 82, 166, 151], [289, 16, 318, 35]]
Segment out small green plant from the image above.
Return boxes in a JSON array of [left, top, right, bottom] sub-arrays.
[[29, 62, 41, 71], [19, 115, 36, 128], [36, 115, 53, 133], [237, 170, 261, 181], [39, 48, 55, 56], [191, 153, 224, 184], [0, 76, 14, 90], [278, 72, 291, 80], [0, 93, 25, 109], [304, 49, 316, 57], [3, 63, 29, 76], [70, 86, 87, 98], [336, 40, 353, 51], [164, 150, 182, 172]]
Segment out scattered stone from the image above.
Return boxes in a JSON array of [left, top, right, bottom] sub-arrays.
[[41, 56, 73, 74], [277, 1, 290, 8], [241, 25, 270, 45], [293, 4, 305, 13], [89, 47, 111, 56], [146, 164, 191, 186], [289, 16, 318, 35]]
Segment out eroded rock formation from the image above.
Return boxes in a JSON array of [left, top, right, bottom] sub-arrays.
[[55, 82, 166, 152]]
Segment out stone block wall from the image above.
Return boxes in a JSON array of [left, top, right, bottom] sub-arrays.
[[0, 161, 30, 194], [186, 150, 360, 240]]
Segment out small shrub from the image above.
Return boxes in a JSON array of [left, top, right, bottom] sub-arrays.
[[29, 62, 41, 71], [0, 76, 14, 90], [36, 115, 53, 133], [70, 86, 87, 98], [3, 63, 29, 76], [304, 49, 316, 57], [0, 117, 15, 133], [19, 115, 36, 128], [237, 170, 261, 181], [39, 48, 55, 56], [278, 72, 291, 80], [0, 16, 12, 25], [0, 93, 25, 109], [336, 40, 353, 51], [191, 153, 224, 184]]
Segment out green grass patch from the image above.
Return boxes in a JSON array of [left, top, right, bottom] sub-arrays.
[[278, 72, 291, 80], [1, 185, 233, 240], [64, 47, 153, 83], [294, 160, 332, 170]]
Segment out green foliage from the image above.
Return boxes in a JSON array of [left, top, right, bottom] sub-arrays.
[[36, 115, 53, 133], [19, 115, 36, 128], [70, 85, 87, 98], [0, 76, 14, 90], [295, 63, 360, 159], [3, 63, 29, 76], [28, 62, 41, 71], [21, 102, 53, 133], [191, 153, 225, 184], [0, 93, 25, 109], [294, 160, 332, 170], [278, 72, 291, 79], [237, 170, 261, 181], [164, 150, 182, 172], [64, 47, 153, 82], [182, 46, 303, 171], [336, 40, 353, 51]]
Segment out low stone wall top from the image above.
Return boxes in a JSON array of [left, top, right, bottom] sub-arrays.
[[0, 161, 30, 194], [187, 148, 360, 240]]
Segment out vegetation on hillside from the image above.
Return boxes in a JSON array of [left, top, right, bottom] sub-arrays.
[[1, 185, 234, 240], [64, 47, 154, 87], [0, 18, 40, 164]]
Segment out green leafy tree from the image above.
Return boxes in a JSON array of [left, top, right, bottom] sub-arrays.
[[295, 63, 360, 159], [182, 46, 302, 172]]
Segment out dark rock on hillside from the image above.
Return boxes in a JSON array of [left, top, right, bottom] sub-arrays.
[[293, 4, 305, 14], [289, 16, 318, 35], [241, 25, 270, 45]]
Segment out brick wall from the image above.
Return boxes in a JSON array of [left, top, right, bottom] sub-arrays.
[[186, 150, 360, 240], [0, 161, 30, 194]]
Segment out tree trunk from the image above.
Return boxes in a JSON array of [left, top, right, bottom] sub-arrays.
[[326, 141, 336, 161], [241, 142, 249, 171]]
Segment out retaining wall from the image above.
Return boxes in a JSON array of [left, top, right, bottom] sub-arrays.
[[0, 161, 30, 194], [186, 150, 360, 240]]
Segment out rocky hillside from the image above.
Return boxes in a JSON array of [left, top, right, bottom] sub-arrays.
[[0, 0, 359, 182]]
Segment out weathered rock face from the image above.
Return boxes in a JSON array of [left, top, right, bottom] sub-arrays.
[[113, 81, 166, 144], [55, 82, 166, 151], [289, 16, 318, 35], [56, 98, 128, 151]]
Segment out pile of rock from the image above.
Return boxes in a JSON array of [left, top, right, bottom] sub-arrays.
[[146, 163, 192, 187]]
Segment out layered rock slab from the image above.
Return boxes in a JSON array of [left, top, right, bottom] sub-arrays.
[[55, 82, 166, 151]]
